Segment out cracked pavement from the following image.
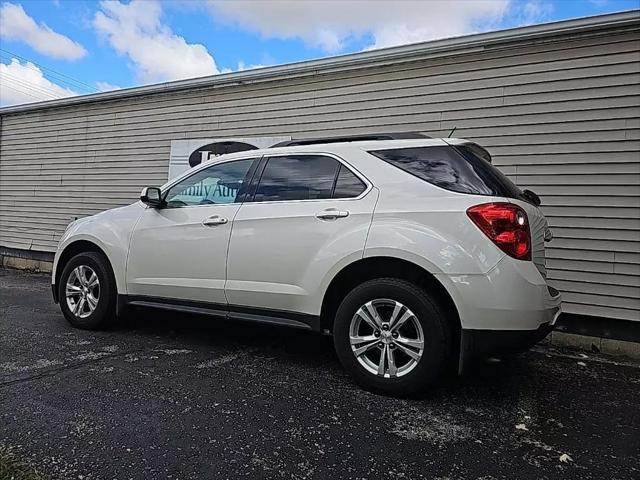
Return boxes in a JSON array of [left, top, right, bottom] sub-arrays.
[[1, 268, 639, 479]]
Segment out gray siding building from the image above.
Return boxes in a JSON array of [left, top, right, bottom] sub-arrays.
[[1, 12, 639, 325]]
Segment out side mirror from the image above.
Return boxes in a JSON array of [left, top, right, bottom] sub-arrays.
[[522, 189, 541, 207], [140, 187, 164, 208]]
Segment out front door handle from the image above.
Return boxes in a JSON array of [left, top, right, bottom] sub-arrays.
[[316, 208, 350, 220], [202, 215, 228, 226]]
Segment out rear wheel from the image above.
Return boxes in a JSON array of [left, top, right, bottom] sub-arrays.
[[333, 278, 451, 396], [58, 252, 116, 330]]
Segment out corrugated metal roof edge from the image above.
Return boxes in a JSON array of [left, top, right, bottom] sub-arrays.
[[1, 10, 638, 115]]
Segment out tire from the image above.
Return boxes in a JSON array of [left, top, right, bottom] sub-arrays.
[[58, 251, 117, 330], [333, 278, 451, 396]]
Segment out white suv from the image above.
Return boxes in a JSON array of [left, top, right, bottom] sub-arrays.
[[52, 134, 561, 395]]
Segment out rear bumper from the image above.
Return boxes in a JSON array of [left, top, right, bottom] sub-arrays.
[[443, 256, 562, 372], [456, 281, 560, 371], [440, 256, 562, 331]]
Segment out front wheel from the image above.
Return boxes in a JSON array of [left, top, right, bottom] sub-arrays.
[[58, 252, 117, 330], [333, 278, 451, 396]]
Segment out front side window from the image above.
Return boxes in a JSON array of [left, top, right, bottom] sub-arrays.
[[253, 155, 340, 202], [164, 158, 255, 207]]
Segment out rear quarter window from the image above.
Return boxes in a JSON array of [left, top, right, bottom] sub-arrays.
[[333, 165, 366, 198], [369, 144, 523, 199]]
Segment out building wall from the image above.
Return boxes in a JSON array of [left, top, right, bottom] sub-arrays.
[[1, 23, 639, 321]]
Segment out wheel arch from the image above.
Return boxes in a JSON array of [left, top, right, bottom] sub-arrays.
[[320, 256, 461, 348], [54, 240, 117, 302]]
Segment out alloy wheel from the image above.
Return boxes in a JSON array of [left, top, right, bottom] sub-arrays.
[[65, 265, 100, 318], [349, 298, 424, 378]]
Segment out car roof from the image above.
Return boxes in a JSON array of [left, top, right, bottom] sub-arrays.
[[204, 137, 467, 165]]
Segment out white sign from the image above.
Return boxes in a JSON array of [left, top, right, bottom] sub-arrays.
[[168, 136, 290, 180]]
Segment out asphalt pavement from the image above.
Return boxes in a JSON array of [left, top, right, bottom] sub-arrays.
[[1, 268, 639, 480]]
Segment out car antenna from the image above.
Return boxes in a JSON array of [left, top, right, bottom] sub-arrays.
[[447, 126, 457, 138]]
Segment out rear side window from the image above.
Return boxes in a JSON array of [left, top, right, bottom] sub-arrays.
[[254, 155, 339, 202], [333, 165, 366, 198], [369, 145, 522, 198], [252, 155, 367, 202]]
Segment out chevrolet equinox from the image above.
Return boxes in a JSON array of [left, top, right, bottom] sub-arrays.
[[52, 134, 561, 395]]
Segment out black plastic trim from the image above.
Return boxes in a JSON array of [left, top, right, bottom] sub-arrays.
[[270, 132, 429, 147], [458, 323, 554, 373], [245, 156, 269, 202], [464, 323, 553, 355], [122, 295, 319, 331], [236, 156, 264, 203]]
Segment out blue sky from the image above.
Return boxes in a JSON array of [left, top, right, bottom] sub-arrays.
[[0, 0, 638, 106]]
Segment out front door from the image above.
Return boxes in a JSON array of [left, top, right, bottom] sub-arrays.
[[127, 158, 257, 304]]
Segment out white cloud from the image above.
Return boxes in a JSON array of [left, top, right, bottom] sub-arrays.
[[0, 2, 87, 60], [519, 1, 554, 25], [95, 81, 121, 92], [93, 0, 219, 83], [219, 60, 269, 74], [237, 61, 267, 71], [0, 58, 78, 106], [207, 0, 510, 52]]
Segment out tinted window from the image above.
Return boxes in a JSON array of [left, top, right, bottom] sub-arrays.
[[254, 155, 340, 202], [369, 145, 522, 198], [333, 165, 366, 198], [165, 159, 255, 207]]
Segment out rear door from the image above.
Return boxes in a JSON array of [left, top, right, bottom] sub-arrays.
[[225, 153, 378, 316]]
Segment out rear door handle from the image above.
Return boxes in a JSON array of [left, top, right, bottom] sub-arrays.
[[202, 215, 228, 226], [316, 209, 349, 220]]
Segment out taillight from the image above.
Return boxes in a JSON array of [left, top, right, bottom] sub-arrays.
[[467, 203, 531, 261]]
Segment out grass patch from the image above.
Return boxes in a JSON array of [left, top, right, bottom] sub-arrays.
[[0, 447, 43, 480]]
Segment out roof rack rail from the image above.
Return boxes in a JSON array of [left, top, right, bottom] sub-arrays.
[[270, 132, 430, 148]]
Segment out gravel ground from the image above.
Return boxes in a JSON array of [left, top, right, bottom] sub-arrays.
[[1, 268, 639, 480]]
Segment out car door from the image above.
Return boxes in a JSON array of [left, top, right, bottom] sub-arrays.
[[226, 153, 378, 317], [127, 157, 258, 304]]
